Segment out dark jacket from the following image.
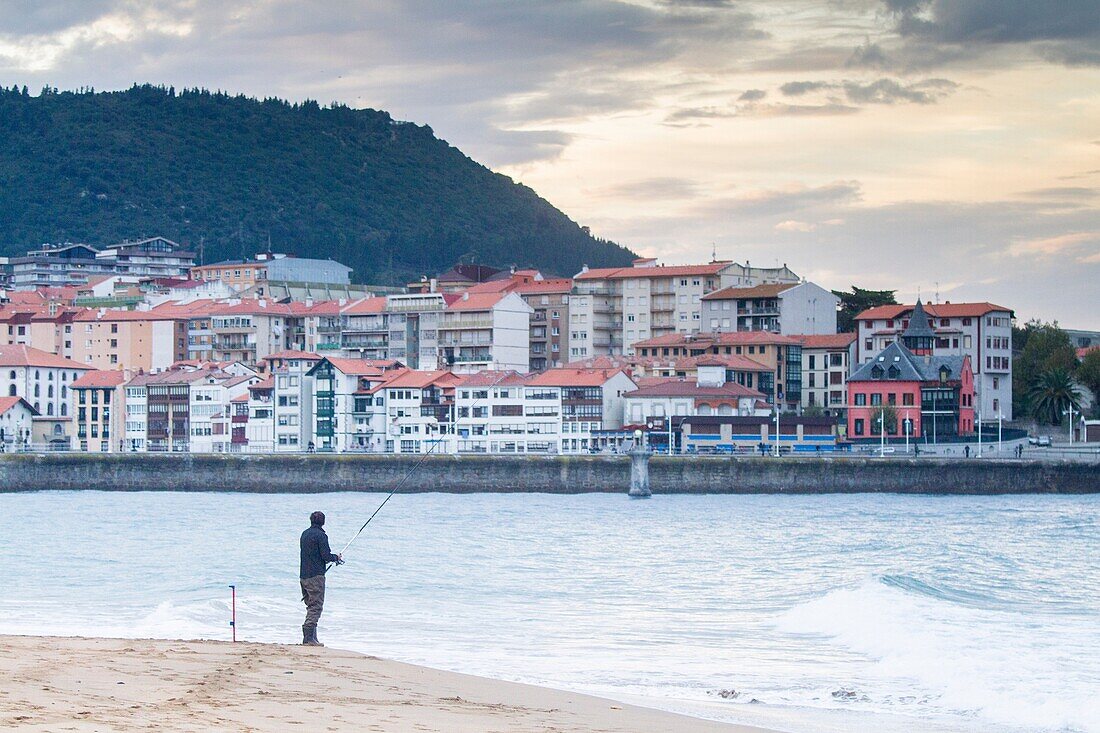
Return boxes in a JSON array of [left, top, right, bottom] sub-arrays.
[[300, 524, 339, 579]]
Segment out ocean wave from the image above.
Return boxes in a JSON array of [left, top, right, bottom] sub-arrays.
[[774, 576, 1100, 732]]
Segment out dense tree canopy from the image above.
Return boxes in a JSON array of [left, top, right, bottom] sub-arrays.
[[0, 85, 635, 284], [831, 286, 898, 333], [1011, 320, 1078, 417]]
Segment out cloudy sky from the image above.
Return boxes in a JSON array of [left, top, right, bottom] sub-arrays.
[[1, 1, 1098, 327]]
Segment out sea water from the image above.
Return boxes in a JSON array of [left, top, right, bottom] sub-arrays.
[[2, 491, 1097, 733]]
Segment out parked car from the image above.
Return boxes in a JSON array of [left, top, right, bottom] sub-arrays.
[[1037, 436, 1052, 447]]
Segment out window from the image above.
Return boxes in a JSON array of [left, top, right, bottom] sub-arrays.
[[854, 418, 865, 436], [854, 393, 867, 406], [871, 393, 882, 406], [903, 393, 914, 406]]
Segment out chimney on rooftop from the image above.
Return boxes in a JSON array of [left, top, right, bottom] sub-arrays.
[[462, 292, 469, 300]]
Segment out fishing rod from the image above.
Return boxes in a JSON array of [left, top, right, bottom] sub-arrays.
[[329, 370, 513, 570]]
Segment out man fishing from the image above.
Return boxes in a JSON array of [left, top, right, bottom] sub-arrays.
[[300, 510, 343, 647]]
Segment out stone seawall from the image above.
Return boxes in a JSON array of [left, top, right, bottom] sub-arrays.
[[0, 454, 1096, 494]]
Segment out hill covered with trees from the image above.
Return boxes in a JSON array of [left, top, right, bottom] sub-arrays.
[[0, 85, 634, 284]]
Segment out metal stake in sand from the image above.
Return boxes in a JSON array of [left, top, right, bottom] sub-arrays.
[[229, 584, 237, 642]]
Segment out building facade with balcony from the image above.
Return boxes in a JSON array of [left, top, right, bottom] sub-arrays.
[[570, 258, 800, 358], [700, 281, 838, 335], [854, 300, 1012, 420], [439, 291, 531, 373], [632, 331, 804, 411], [70, 370, 127, 452], [96, 237, 195, 280]]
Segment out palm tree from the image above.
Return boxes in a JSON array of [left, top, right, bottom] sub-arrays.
[[1028, 368, 1082, 426]]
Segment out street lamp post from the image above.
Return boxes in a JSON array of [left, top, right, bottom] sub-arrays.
[[904, 410, 911, 455], [997, 410, 1002, 455], [879, 411, 886, 457], [774, 408, 780, 457], [1064, 404, 1076, 445], [977, 409, 982, 458]]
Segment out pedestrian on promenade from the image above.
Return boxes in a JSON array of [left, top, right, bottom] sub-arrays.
[[300, 511, 343, 646], [964, 445, 970, 458]]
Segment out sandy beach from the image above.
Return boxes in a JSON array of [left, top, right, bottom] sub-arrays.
[[0, 635, 778, 732]]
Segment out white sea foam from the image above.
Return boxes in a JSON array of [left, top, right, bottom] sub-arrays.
[[775, 576, 1100, 732]]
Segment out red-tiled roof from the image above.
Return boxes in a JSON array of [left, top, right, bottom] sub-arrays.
[[701, 283, 798, 300], [633, 331, 800, 348], [70, 370, 128, 388], [230, 394, 250, 403], [249, 377, 275, 391], [74, 308, 187, 322], [575, 262, 732, 281], [456, 370, 529, 387], [625, 379, 764, 399], [384, 369, 461, 389], [1079, 346, 1099, 359], [688, 354, 771, 370], [341, 296, 387, 315], [0, 396, 36, 416], [526, 368, 629, 387], [447, 292, 509, 311], [856, 302, 1013, 320], [515, 278, 573, 295], [322, 358, 395, 375], [791, 333, 857, 349], [0, 345, 88, 369]]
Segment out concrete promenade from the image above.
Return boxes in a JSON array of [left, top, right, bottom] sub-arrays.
[[0, 453, 1096, 494]]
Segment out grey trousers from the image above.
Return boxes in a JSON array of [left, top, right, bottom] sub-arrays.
[[300, 574, 326, 626]]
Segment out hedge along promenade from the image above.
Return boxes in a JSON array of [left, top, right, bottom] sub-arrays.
[[0, 453, 1096, 494]]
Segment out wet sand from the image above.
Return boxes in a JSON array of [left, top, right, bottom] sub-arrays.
[[0, 635, 781, 732]]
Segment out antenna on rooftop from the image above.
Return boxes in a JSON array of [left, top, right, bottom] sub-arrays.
[[711, 243, 717, 262], [934, 282, 940, 304]]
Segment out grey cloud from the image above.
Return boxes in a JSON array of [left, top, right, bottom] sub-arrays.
[[842, 77, 957, 103], [780, 80, 833, 96], [778, 77, 957, 105], [663, 106, 738, 124], [738, 88, 767, 101], [750, 102, 859, 116], [0, 0, 116, 35], [884, 0, 1100, 67], [847, 41, 891, 68]]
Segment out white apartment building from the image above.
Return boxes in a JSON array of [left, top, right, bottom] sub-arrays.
[[623, 364, 768, 426], [526, 368, 636, 453], [855, 301, 1014, 420], [383, 370, 460, 454], [570, 258, 800, 358], [439, 291, 532, 373], [244, 378, 275, 451], [701, 281, 838, 335], [263, 351, 323, 451], [122, 379, 148, 452], [0, 344, 89, 418], [454, 372, 549, 454], [0, 396, 36, 450], [188, 373, 256, 453], [308, 357, 404, 452]]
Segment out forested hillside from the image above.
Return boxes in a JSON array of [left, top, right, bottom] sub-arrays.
[[0, 85, 634, 283]]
